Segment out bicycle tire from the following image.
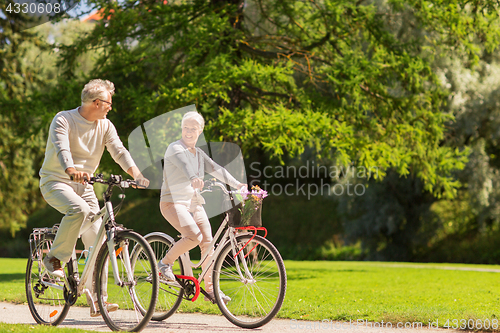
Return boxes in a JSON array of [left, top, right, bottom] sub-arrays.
[[94, 230, 158, 332], [25, 233, 70, 326], [141, 234, 184, 321], [213, 234, 287, 328]]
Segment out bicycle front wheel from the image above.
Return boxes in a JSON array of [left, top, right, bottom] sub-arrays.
[[213, 234, 287, 328], [143, 234, 184, 321], [25, 233, 70, 326], [94, 230, 158, 332]]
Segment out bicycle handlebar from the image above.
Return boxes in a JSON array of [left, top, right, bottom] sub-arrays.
[[71, 173, 145, 189], [199, 178, 245, 195], [93, 173, 147, 189]]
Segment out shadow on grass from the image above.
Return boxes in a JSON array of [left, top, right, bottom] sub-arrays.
[[0, 273, 25, 282]]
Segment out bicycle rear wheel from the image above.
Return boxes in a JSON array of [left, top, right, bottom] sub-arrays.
[[94, 230, 158, 332], [213, 234, 287, 328], [143, 234, 184, 321], [25, 233, 70, 326]]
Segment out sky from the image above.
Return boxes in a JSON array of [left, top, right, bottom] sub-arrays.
[[67, 0, 93, 19]]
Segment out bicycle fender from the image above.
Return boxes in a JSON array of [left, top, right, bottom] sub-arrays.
[[143, 232, 176, 243]]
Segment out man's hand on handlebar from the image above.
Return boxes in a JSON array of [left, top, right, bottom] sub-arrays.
[[125, 166, 149, 189], [66, 167, 90, 185], [133, 176, 150, 189]]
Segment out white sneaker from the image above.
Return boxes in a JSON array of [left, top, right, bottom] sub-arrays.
[[43, 255, 64, 279], [158, 261, 175, 281], [205, 290, 231, 304], [90, 301, 119, 318]]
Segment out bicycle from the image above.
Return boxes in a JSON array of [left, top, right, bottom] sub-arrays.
[[141, 179, 287, 329], [25, 174, 159, 332]]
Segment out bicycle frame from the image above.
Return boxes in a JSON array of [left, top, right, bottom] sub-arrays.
[[148, 213, 265, 297], [180, 215, 231, 280]]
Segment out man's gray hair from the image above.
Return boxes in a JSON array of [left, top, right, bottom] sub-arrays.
[[181, 111, 205, 130], [81, 79, 115, 105]]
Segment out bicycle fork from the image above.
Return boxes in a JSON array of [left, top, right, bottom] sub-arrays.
[[106, 229, 135, 287], [230, 233, 256, 284]]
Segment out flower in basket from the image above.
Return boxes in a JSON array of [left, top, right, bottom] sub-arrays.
[[235, 185, 268, 226]]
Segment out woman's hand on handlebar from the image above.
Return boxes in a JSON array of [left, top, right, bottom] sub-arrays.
[[237, 183, 248, 191], [191, 178, 204, 190]]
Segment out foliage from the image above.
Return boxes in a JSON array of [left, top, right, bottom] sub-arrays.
[[331, 1, 500, 259], [0, 2, 49, 236], [0, 14, 101, 236], [398, 45, 500, 260], [54, 0, 500, 199], [0, 183, 344, 261], [339, 170, 440, 260], [5, 0, 500, 260], [438, 51, 500, 232]]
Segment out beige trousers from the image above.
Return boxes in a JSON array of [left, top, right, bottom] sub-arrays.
[[40, 181, 103, 300], [160, 201, 215, 293]]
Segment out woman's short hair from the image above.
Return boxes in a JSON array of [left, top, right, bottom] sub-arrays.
[[181, 111, 205, 130], [81, 79, 115, 105]]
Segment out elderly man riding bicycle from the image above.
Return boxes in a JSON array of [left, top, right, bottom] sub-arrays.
[[38, 79, 149, 317]]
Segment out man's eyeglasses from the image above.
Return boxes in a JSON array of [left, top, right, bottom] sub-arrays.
[[94, 98, 112, 106]]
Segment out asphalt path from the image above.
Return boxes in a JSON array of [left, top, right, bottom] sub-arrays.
[[0, 302, 455, 333]]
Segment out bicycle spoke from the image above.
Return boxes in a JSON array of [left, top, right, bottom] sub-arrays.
[[249, 282, 275, 310], [245, 283, 268, 315], [143, 234, 184, 321], [95, 231, 158, 332], [213, 234, 286, 328], [25, 234, 70, 326]]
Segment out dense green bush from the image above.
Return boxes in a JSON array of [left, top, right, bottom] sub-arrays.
[[0, 189, 347, 260], [2, 187, 500, 264]]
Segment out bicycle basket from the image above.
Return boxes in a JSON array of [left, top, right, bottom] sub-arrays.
[[227, 201, 262, 227]]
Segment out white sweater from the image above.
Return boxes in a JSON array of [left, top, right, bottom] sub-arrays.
[[39, 108, 136, 186], [160, 140, 240, 205]]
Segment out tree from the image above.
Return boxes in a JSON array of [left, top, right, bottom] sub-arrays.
[[0, 1, 49, 236], [341, 47, 500, 260], [55, 0, 500, 199], [430, 46, 500, 243], [339, 170, 440, 260], [335, 1, 500, 260], [0, 7, 98, 235]]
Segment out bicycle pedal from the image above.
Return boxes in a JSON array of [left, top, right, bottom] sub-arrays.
[[200, 290, 216, 304]]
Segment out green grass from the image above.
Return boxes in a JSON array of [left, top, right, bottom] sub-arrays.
[[280, 261, 500, 325], [4, 258, 500, 328], [1, 258, 29, 303], [0, 323, 96, 333]]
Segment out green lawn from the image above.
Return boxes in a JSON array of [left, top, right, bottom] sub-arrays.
[[4, 258, 500, 329], [0, 323, 94, 333]]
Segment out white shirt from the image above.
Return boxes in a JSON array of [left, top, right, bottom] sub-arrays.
[[39, 108, 136, 186], [160, 140, 240, 205]]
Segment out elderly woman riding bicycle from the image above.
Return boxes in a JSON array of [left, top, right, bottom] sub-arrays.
[[158, 111, 246, 303]]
